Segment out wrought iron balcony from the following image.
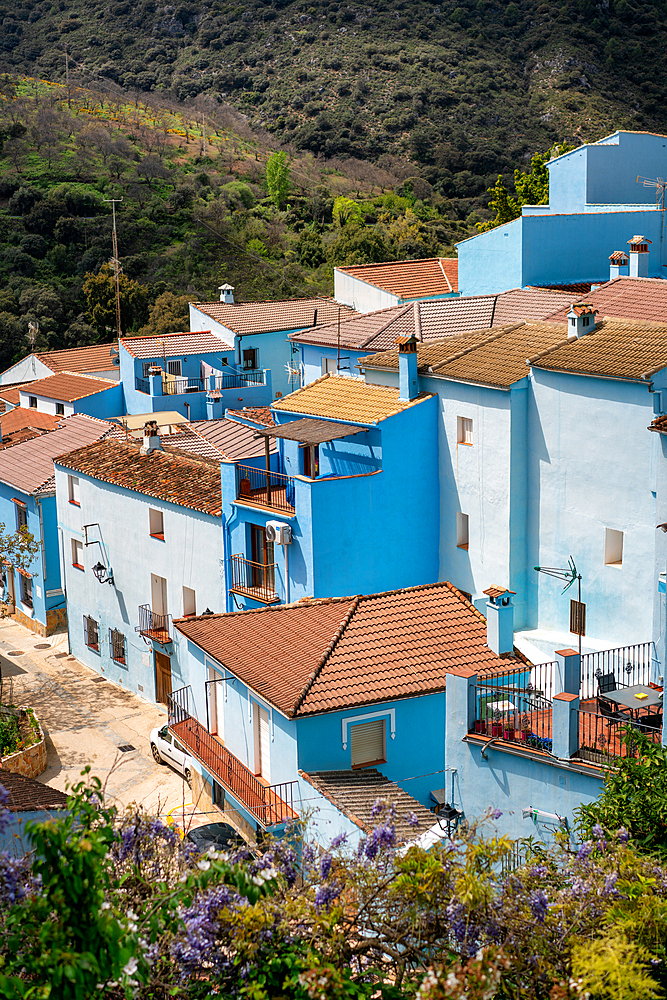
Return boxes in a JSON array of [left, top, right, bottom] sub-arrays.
[[235, 463, 295, 514], [230, 554, 279, 604], [136, 604, 171, 645], [168, 686, 297, 828]]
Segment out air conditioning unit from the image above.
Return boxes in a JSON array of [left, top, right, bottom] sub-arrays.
[[265, 521, 291, 545]]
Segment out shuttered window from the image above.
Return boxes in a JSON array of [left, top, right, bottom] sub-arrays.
[[350, 718, 386, 768]]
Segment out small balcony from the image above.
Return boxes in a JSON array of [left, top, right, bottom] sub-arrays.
[[134, 371, 266, 396], [168, 686, 297, 828], [235, 464, 295, 514], [136, 604, 171, 645], [230, 554, 279, 604]]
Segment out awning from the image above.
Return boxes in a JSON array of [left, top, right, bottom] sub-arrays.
[[254, 418, 370, 446], [110, 411, 189, 432]]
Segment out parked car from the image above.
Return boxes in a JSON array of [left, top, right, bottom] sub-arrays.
[[150, 725, 193, 786], [185, 822, 247, 854]]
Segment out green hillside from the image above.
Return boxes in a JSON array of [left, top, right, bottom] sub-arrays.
[[1, 0, 665, 203]]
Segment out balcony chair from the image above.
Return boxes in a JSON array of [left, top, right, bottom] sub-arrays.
[[598, 697, 629, 729], [637, 712, 663, 731]]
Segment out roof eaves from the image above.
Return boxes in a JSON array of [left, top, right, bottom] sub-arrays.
[[438, 258, 453, 293], [293, 596, 360, 716]]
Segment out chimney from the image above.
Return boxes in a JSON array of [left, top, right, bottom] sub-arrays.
[[627, 235, 651, 278], [608, 250, 629, 280], [483, 587, 515, 656], [141, 419, 162, 456], [567, 302, 598, 338], [218, 283, 235, 304], [396, 334, 419, 401]]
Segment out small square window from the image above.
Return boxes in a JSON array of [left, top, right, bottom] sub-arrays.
[[242, 348, 258, 370], [604, 527, 623, 566], [28, 396, 37, 409], [321, 356, 337, 375], [84, 615, 99, 650], [20, 574, 32, 608], [68, 475, 80, 506], [56, 402, 65, 415], [15, 502, 27, 530], [456, 511, 469, 549], [71, 538, 84, 569], [109, 628, 126, 664], [457, 416, 473, 445], [183, 586, 196, 616], [149, 508, 164, 539], [167, 359, 182, 376]]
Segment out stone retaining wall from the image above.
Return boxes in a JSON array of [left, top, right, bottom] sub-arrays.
[[1, 709, 47, 779]]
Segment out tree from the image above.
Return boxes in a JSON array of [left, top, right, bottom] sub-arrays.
[[332, 195, 363, 227], [138, 291, 192, 337], [477, 143, 576, 232], [266, 150, 290, 209], [83, 264, 149, 335], [327, 222, 391, 266]]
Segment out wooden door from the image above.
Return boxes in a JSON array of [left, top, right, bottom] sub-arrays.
[[253, 704, 271, 781], [155, 651, 172, 705]]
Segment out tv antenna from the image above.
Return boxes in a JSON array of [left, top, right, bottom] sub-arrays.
[[637, 175, 667, 209], [104, 197, 123, 340], [27, 321, 39, 350]]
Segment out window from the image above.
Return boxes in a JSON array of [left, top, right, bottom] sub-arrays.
[[183, 586, 196, 617], [14, 501, 27, 530], [242, 348, 258, 370], [71, 538, 84, 570], [28, 396, 37, 409], [457, 416, 473, 445], [84, 615, 99, 650], [149, 508, 164, 539], [212, 781, 225, 808], [303, 444, 320, 478], [350, 718, 386, 768], [605, 527, 623, 566], [456, 511, 469, 549], [142, 362, 152, 378], [68, 475, 80, 506], [167, 359, 182, 376], [321, 356, 337, 375], [20, 574, 32, 609], [56, 403, 65, 415], [110, 628, 126, 664]]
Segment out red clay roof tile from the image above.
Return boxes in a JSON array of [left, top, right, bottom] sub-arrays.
[[191, 298, 356, 336], [19, 372, 117, 402], [337, 257, 459, 296]]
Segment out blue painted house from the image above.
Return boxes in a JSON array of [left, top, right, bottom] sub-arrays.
[[359, 309, 667, 663], [119, 330, 272, 420], [16, 372, 123, 420], [189, 289, 356, 400], [0, 415, 112, 635], [458, 131, 667, 294], [219, 368, 439, 612]]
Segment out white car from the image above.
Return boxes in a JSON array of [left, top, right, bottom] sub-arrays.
[[150, 725, 194, 786]]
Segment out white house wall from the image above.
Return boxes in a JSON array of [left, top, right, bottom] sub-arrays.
[[188, 306, 235, 348], [0, 356, 53, 386], [333, 270, 399, 313], [18, 392, 75, 416]]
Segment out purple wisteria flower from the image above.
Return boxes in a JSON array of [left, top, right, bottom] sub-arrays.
[[0, 783, 9, 834], [529, 890, 548, 923], [0, 851, 35, 907], [314, 881, 341, 912], [617, 827, 630, 844], [406, 812, 420, 828], [576, 841, 594, 862], [319, 852, 332, 880], [490, 808, 503, 820], [172, 884, 246, 977], [330, 832, 348, 850]]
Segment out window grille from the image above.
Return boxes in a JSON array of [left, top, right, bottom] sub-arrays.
[[84, 615, 99, 650], [109, 628, 126, 664]]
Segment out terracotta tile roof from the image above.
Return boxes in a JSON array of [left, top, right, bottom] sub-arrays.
[[120, 330, 227, 359], [225, 407, 275, 427], [545, 276, 667, 325], [0, 415, 112, 494], [608, 253, 628, 264], [361, 322, 567, 389], [0, 768, 69, 813], [55, 439, 223, 515], [337, 257, 459, 297], [272, 373, 432, 423], [0, 428, 49, 450], [649, 414, 667, 433], [19, 371, 117, 402], [190, 297, 356, 336], [0, 409, 61, 436], [35, 343, 119, 375], [300, 769, 434, 841], [174, 582, 517, 717], [189, 418, 276, 461], [104, 422, 226, 463], [528, 317, 667, 381], [0, 384, 29, 406], [533, 281, 605, 295], [291, 288, 572, 353]]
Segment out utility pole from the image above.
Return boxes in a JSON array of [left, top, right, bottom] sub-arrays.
[[104, 198, 123, 341]]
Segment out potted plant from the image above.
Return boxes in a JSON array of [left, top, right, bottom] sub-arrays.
[[503, 720, 515, 741], [491, 708, 503, 737], [474, 717, 486, 734], [519, 713, 531, 743]]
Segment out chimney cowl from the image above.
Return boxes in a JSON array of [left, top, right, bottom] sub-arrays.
[[219, 283, 235, 304], [483, 586, 515, 655], [141, 419, 162, 456], [396, 334, 419, 400], [567, 302, 598, 338]]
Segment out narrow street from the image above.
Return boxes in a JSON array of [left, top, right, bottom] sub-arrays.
[[0, 618, 203, 827]]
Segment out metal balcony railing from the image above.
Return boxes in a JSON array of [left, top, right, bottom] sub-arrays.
[[580, 642, 656, 701], [135, 376, 150, 394], [230, 555, 279, 603], [575, 709, 662, 764], [136, 604, 171, 644], [168, 685, 298, 828], [235, 464, 295, 513], [471, 661, 556, 750]]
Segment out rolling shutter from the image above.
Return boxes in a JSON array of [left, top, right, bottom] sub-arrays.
[[350, 719, 385, 767]]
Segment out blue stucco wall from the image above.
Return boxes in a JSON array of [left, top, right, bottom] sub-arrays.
[[297, 344, 368, 386], [55, 465, 224, 702], [0, 487, 65, 628], [457, 218, 524, 296], [73, 384, 124, 420]]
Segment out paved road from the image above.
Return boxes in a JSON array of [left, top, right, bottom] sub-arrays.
[[0, 618, 200, 823]]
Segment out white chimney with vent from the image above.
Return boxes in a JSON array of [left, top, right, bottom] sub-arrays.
[[484, 587, 515, 656], [141, 419, 162, 456], [219, 283, 235, 304], [567, 303, 598, 338], [627, 235, 651, 278], [609, 250, 629, 280]]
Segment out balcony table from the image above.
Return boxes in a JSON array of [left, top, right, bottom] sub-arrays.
[[603, 684, 663, 719]]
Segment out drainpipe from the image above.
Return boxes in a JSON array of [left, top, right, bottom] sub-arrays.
[[57, 526, 72, 654]]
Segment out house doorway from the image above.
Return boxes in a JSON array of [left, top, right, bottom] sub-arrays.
[[253, 703, 271, 782], [250, 524, 274, 592], [154, 651, 172, 705], [207, 666, 224, 739]]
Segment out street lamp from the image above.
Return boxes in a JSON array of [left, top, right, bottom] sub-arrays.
[[92, 561, 114, 586], [534, 556, 584, 656]]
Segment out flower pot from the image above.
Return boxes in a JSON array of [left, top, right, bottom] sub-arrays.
[[475, 720, 487, 734], [520, 730, 531, 743], [491, 723, 502, 737], [503, 728, 515, 742]]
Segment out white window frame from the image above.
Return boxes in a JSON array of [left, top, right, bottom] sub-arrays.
[[71, 538, 84, 569], [457, 416, 473, 445], [142, 362, 152, 378], [182, 586, 196, 616], [28, 395, 37, 409], [68, 475, 80, 505], [321, 356, 337, 375], [167, 359, 182, 376], [341, 708, 396, 750], [242, 347, 258, 371]]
